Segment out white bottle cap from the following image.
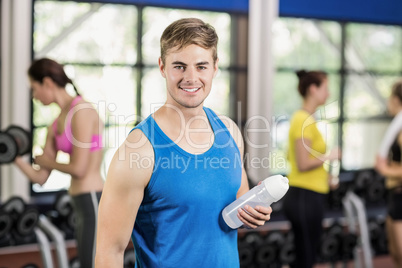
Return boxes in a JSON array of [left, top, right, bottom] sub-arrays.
[[262, 175, 289, 201]]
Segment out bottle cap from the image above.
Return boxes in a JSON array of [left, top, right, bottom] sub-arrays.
[[262, 175, 289, 201]]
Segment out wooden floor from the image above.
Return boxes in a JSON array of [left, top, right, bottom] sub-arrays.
[[313, 255, 394, 268]]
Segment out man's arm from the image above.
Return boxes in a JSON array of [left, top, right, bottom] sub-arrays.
[[95, 129, 153, 267], [220, 115, 272, 229]]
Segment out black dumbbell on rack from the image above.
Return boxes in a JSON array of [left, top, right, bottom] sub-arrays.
[[319, 222, 343, 263], [255, 230, 285, 267], [238, 231, 261, 267], [0, 196, 39, 246], [0, 208, 13, 247], [0, 125, 31, 164], [278, 230, 296, 266], [46, 191, 76, 240], [124, 249, 136, 268]]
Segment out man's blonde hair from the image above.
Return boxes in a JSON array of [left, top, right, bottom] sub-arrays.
[[160, 18, 218, 64]]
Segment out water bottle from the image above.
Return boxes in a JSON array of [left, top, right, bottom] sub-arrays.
[[222, 174, 289, 229]]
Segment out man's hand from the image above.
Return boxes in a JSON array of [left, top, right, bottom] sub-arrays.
[[237, 205, 272, 229]]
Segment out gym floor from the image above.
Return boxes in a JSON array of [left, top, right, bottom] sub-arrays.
[[313, 255, 393, 268]]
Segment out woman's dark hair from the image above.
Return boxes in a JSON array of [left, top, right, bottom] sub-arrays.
[[28, 58, 80, 95], [296, 70, 328, 98], [391, 79, 402, 103]]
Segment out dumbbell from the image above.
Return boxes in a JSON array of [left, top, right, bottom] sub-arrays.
[[255, 230, 285, 265], [69, 256, 80, 268], [54, 192, 76, 231], [327, 181, 349, 210], [368, 217, 388, 255], [319, 222, 343, 261], [238, 231, 261, 267], [1, 196, 26, 222], [5, 196, 39, 238], [340, 232, 357, 260], [237, 240, 254, 267], [124, 249, 136, 268], [278, 231, 296, 265], [353, 169, 387, 203], [48, 192, 76, 239], [0, 131, 18, 164], [0, 210, 13, 246], [365, 174, 386, 203], [353, 169, 373, 196], [0, 196, 39, 244], [16, 208, 40, 237], [0, 125, 31, 164], [54, 192, 73, 218]]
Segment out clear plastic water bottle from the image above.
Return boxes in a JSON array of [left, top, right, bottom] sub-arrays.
[[222, 175, 289, 229]]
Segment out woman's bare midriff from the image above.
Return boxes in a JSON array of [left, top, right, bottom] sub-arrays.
[[69, 150, 104, 196]]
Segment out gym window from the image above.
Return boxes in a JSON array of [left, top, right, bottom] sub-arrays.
[[32, 1, 232, 193], [270, 19, 402, 174], [31, 1, 402, 192]]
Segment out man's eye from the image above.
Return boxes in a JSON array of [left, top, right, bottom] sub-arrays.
[[198, 66, 206, 70], [174, 66, 184, 70]]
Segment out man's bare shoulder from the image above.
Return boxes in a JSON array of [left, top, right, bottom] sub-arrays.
[[107, 128, 154, 188], [119, 128, 155, 161]]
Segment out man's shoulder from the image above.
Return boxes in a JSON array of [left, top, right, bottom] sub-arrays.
[[125, 128, 154, 155]]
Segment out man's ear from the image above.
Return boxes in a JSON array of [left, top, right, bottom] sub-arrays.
[[158, 57, 166, 78], [213, 58, 219, 78]]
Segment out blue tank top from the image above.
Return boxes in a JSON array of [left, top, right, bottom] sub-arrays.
[[131, 107, 242, 268]]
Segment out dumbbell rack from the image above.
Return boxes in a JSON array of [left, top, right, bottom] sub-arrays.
[[37, 215, 69, 268], [33, 226, 52, 267], [27, 215, 70, 268], [342, 190, 373, 268], [0, 214, 70, 268]]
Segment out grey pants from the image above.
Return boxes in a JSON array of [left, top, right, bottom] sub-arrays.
[[71, 191, 102, 268]]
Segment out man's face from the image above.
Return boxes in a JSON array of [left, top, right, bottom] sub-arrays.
[[159, 44, 218, 109]]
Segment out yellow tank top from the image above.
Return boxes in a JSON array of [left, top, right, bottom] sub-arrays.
[[287, 110, 329, 194]]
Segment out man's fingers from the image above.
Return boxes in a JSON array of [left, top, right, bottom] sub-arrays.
[[237, 205, 271, 228], [255, 205, 272, 215]]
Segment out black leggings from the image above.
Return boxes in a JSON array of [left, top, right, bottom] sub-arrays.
[[387, 186, 402, 220], [282, 187, 326, 268], [71, 191, 102, 268]]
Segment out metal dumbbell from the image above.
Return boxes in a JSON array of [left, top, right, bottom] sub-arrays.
[[0, 125, 31, 164]]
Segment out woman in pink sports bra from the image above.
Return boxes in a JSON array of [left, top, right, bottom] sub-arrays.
[[14, 58, 104, 268]]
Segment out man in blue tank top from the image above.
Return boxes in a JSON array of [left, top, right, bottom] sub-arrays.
[[96, 18, 272, 268]]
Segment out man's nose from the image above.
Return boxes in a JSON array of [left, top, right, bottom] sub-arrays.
[[184, 67, 197, 82]]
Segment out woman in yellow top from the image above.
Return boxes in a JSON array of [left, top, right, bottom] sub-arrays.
[[282, 70, 341, 268]]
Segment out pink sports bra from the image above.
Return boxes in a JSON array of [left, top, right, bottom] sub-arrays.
[[52, 96, 102, 154]]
